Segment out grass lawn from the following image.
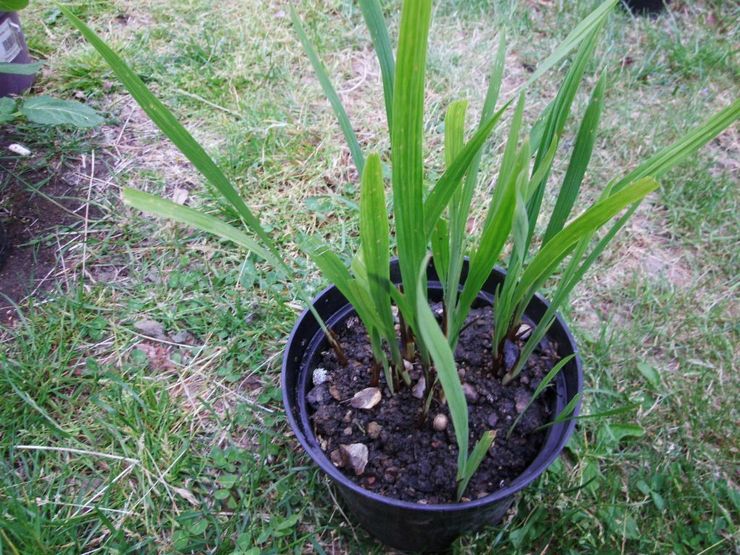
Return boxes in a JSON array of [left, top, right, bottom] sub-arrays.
[[1, 0, 738, 553]]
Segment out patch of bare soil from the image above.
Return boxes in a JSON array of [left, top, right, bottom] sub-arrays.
[[0, 136, 106, 325]]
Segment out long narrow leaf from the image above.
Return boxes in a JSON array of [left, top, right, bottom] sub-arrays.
[[507, 355, 575, 436], [307, 245, 384, 333], [525, 0, 617, 86], [423, 101, 511, 237], [452, 147, 522, 341], [61, 7, 282, 265], [360, 154, 396, 352], [611, 98, 740, 193], [359, 0, 395, 130], [416, 255, 469, 479], [526, 24, 604, 245], [122, 189, 276, 265], [512, 177, 659, 309], [392, 0, 433, 325], [290, 7, 365, 175], [542, 72, 606, 244], [442, 99, 468, 316], [456, 430, 495, 500]]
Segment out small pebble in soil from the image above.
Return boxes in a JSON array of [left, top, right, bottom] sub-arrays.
[[411, 376, 426, 399], [433, 414, 449, 431], [340, 443, 368, 475], [330, 449, 344, 467], [403, 359, 414, 372], [462, 383, 479, 403], [312, 367, 330, 386], [516, 323, 533, 340], [350, 387, 382, 409], [515, 390, 531, 414], [307, 384, 329, 408], [487, 413, 499, 427], [367, 421, 382, 439], [503, 339, 519, 370]]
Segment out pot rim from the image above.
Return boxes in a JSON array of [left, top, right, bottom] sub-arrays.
[[282, 274, 583, 513]]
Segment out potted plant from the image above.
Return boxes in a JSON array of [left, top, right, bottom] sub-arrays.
[[62, 0, 738, 551], [0, 0, 37, 96]]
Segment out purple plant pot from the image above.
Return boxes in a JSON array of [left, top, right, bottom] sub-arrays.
[[0, 12, 36, 97]]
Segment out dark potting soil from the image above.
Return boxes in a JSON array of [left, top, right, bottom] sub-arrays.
[[308, 304, 561, 504]]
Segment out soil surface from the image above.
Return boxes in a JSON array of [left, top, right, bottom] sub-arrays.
[[308, 304, 560, 504], [0, 136, 102, 325]]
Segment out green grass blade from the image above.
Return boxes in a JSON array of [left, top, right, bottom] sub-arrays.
[[456, 430, 495, 501], [61, 7, 281, 263], [512, 177, 659, 310], [507, 355, 575, 437], [526, 24, 603, 245], [542, 72, 606, 244], [416, 254, 468, 479], [122, 189, 276, 265], [360, 154, 394, 342], [290, 7, 364, 175], [526, 0, 617, 86], [423, 101, 511, 237], [359, 0, 395, 130], [392, 0, 433, 323]]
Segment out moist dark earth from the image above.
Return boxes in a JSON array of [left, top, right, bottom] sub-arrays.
[[0, 134, 101, 325], [308, 304, 561, 504]]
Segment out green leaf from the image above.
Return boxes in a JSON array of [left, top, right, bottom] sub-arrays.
[[423, 101, 511, 237], [306, 242, 383, 334], [392, 0, 433, 327], [430, 217, 450, 286], [359, 0, 394, 130], [0, 61, 42, 75], [290, 7, 364, 175], [0, 0, 29, 11], [452, 146, 520, 341], [443, 36, 507, 334], [19, 96, 103, 128], [360, 153, 395, 350], [543, 72, 607, 244], [441, 99, 468, 315], [0, 97, 16, 123], [415, 254, 468, 479], [611, 98, 740, 193], [122, 189, 277, 266], [601, 423, 645, 443], [61, 6, 283, 269], [637, 362, 661, 389], [189, 519, 208, 535], [457, 430, 495, 500], [526, 0, 617, 86], [526, 23, 604, 246], [512, 177, 660, 310]]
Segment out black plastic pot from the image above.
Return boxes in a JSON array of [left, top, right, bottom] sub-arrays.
[[621, 0, 669, 15], [0, 12, 36, 97], [282, 260, 583, 552]]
